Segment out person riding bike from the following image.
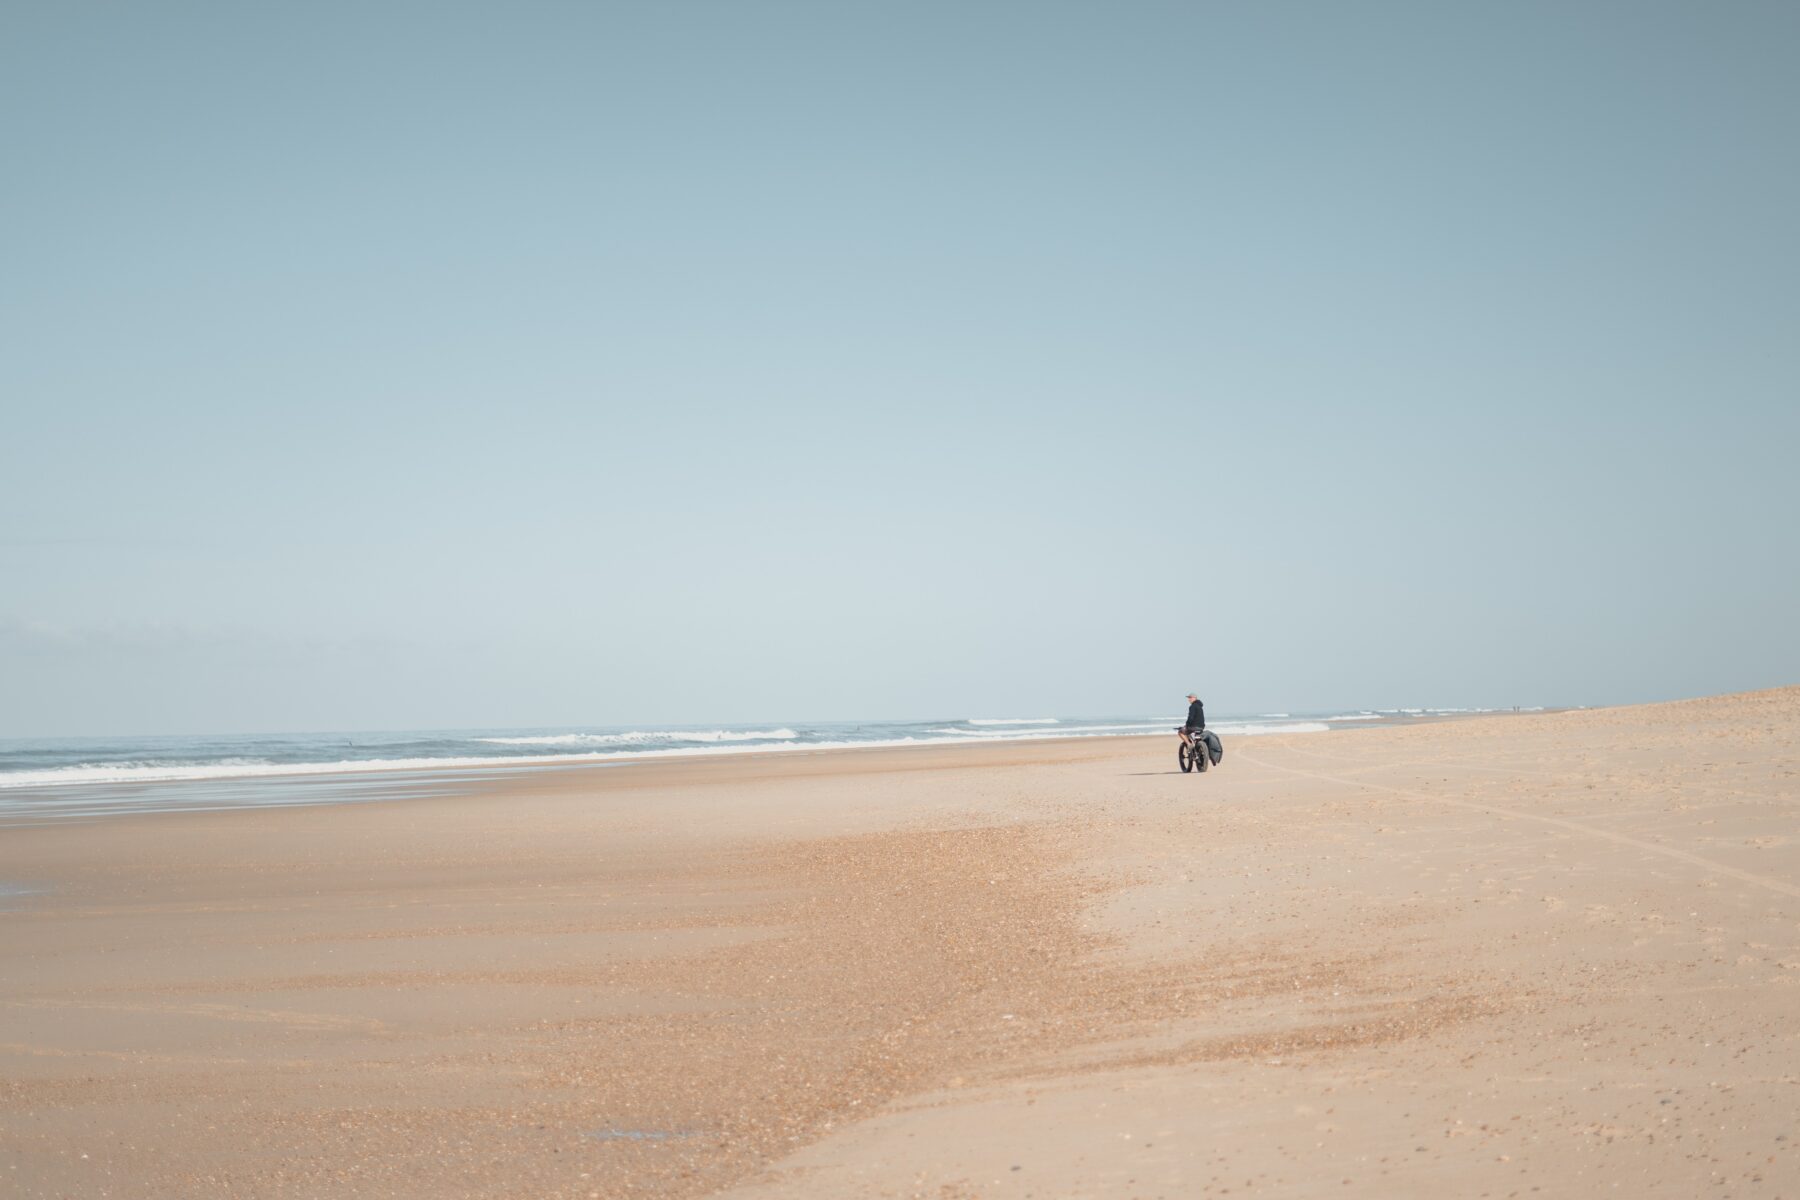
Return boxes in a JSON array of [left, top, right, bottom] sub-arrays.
[[1178, 693, 1205, 749]]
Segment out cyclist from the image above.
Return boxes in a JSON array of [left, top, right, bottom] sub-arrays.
[[1179, 693, 1206, 749]]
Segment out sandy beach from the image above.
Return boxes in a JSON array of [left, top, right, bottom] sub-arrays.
[[3, 689, 1797, 1198]]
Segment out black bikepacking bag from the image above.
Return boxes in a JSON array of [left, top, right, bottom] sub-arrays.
[[1203, 730, 1223, 765]]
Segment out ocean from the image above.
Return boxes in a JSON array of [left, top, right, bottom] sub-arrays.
[[0, 709, 1525, 822]]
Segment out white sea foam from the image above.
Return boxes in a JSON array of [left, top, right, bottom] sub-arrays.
[[1210, 721, 1331, 735], [476, 729, 798, 747], [1322, 713, 1384, 722], [927, 722, 1169, 738], [0, 756, 561, 789], [0, 741, 855, 789], [966, 718, 1060, 726], [931, 719, 1325, 738]]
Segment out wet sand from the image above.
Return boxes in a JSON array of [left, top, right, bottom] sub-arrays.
[[3, 689, 1797, 1198]]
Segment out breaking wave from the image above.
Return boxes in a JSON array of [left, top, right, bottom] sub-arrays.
[[477, 729, 799, 747]]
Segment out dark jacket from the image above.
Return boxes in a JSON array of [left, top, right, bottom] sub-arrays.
[[1185, 699, 1205, 729]]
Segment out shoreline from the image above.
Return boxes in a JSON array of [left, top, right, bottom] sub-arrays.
[[0, 707, 1557, 826]]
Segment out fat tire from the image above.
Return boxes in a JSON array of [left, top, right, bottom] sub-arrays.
[[1178, 744, 1194, 773]]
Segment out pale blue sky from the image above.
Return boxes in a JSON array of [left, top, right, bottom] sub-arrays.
[[3, 2, 1797, 736]]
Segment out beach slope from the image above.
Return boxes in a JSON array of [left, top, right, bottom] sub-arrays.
[[3, 689, 1797, 1197]]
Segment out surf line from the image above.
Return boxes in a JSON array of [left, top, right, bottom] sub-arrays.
[[1235, 747, 1800, 903]]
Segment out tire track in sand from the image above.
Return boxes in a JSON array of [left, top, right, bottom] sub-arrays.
[[1236, 743, 1800, 903]]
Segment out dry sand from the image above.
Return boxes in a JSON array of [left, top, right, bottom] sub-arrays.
[[3, 689, 1798, 1198]]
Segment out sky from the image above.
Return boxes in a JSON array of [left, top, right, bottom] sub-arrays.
[[3, 1, 1797, 737]]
